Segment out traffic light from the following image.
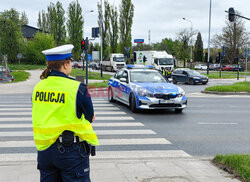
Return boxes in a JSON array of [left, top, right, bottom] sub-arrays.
[[228, 7, 235, 22], [81, 39, 86, 51]]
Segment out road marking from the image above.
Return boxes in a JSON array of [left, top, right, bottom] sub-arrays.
[[93, 104, 114, 107], [197, 122, 238, 125], [0, 116, 134, 122], [0, 138, 171, 148], [0, 111, 127, 116], [0, 122, 143, 128], [0, 130, 154, 137], [0, 108, 32, 111], [0, 150, 191, 161], [99, 138, 171, 145]]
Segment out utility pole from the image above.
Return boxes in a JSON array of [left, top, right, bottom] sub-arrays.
[[207, 0, 212, 75], [100, 0, 103, 78], [148, 29, 151, 46]]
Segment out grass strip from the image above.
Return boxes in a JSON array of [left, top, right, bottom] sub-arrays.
[[205, 82, 250, 92], [213, 154, 250, 182], [88, 81, 108, 88], [11, 71, 30, 83], [8, 64, 46, 70], [70, 69, 112, 80]]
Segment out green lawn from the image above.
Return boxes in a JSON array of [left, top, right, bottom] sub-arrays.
[[88, 81, 108, 88], [70, 69, 112, 80], [202, 72, 244, 79], [213, 154, 250, 182], [12, 71, 30, 83], [8, 64, 46, 70], [205, 82, 250, 92]]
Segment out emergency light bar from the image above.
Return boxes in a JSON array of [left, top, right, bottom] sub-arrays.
[[126, 65, 154, 69]]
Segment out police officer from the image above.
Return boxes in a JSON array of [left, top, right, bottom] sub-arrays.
[[32, 44, 99, 182], [166, 68, 172, 81]]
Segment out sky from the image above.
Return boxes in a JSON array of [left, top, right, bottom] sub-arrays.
[[0, 0, 249, 48]]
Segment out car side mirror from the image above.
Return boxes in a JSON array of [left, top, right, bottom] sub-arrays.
[[120, 78, 127, 83]]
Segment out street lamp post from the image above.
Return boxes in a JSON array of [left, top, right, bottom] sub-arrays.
[[100, 0, 103, 77], [182, 18, 193, 68], [207, 0, 212, 75]]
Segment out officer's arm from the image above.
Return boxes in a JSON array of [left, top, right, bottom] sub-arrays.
[[76, 83, 94, 123]]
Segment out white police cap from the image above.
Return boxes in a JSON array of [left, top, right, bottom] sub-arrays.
[[42, 44, 74, 61]]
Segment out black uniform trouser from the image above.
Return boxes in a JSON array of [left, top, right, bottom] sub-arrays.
[[37, 139, 91, 182]]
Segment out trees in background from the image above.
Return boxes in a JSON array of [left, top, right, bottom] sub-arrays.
[[109, 4, 119, 54], [119, 0, 134, 56], [20, 11, 28, 25], [24, 32, 55, 64], [212, 13, 250, 64], [194, 32, 204, 62], [67, 0, 83, 60], [0, 9, 23, 62]]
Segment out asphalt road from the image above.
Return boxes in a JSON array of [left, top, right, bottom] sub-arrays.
[[0, 74, 249, 159]]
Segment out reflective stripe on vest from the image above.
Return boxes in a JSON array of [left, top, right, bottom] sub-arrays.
[[32, 76, 99, 151]]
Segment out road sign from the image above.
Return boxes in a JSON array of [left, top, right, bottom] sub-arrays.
[[134, 39, 144, 43], [17, 53, 22, 59], [88, 54, 92, 61], [243, 48, 250, 58]]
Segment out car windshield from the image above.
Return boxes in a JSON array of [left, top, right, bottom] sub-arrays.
[[158, 58, 173, 65], [114, 57, 125, 62], [187, 70, 201, 76], [130, 71, 167, 83]]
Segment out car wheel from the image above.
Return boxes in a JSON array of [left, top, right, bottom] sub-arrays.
[[130, 93, 138, 113], [175, 108, 183, 113], [108, 87, 115, 102], [189, 78, 195, 85], [173, 77, 177, 84]]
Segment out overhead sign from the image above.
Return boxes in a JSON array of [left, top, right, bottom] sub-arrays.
[[88, 54, 92, 61], [134, 39, 144, 43]]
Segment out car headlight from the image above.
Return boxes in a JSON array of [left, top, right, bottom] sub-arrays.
[[177, 87, 185, 98]]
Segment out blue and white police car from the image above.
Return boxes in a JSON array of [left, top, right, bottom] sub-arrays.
[[107, 65, 187, 113]]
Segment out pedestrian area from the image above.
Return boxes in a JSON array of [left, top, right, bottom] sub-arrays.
[[0, 94, 238, 182], [0, 95, 190, 161]]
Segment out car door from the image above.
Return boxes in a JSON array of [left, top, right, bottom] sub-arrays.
[[119, 71, 130, 103], [112, 70, 124, 99], [182, 71, 189, 83]]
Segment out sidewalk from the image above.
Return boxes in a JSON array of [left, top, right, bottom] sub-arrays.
[[0, 157, 238, 182]]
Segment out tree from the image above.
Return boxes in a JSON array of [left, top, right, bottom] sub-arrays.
[[194, 32, 204, 62], [98, 0, 110, 60], [212, 13, 250, 64], [37, 10, 49, 32], [0, 9, 23, 63], [119, 0, 134, 56], [20, 11, 28, 25], [67, 0, 83, 60], [109, 4, 119, 53], [152, 38, 179, 56], [177, 28, 196, 61], [24, 32, 55, 65], [47, 2, 66, 45]]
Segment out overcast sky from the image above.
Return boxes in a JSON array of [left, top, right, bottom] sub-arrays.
[[1, 0, 249, 48]]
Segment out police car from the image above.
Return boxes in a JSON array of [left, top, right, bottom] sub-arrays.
[[107, 65, 187, 113]]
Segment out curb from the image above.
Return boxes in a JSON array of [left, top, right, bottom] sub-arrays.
[[201, 90, 250, 95]]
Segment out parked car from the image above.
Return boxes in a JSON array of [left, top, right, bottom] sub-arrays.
[[108, 65, 187, 113], [194, 64, 207, 70], [0, 66, 14, 82], [221, 65, 234, 71], [209, 64, 220, 70], [89, 62, 100, 70], [233, 65, 244, 72], [72, 61, 83, 69], [171, 68, 208, 85]]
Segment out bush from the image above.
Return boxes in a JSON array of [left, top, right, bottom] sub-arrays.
[[24, 32, 55, 65]]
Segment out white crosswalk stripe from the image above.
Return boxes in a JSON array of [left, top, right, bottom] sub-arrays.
[[0, 98, 191, 161]]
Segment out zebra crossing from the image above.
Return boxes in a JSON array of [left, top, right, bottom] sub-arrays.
[[0, 95, 191, 162]]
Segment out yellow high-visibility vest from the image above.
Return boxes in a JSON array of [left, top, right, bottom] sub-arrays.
[[32, 76, 99, 151]]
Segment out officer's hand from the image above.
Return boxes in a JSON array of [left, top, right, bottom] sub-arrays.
[[92, 113, 96, 122]]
